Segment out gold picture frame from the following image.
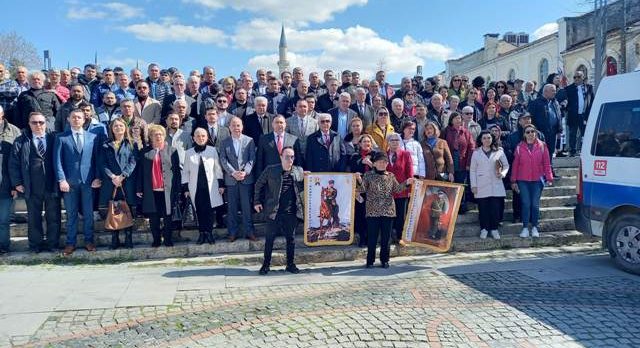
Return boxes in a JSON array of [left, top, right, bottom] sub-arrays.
[[303, 173, 356, 246], [402, 179, 464, 252]]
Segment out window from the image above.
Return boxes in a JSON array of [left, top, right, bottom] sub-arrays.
[[508, 69, 516, 82], [538, 59, 549, 87], [592, 100, 640, 158], [606, 56, 618, 76]]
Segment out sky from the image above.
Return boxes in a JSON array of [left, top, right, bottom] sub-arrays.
[[1, 0, 593, 83]]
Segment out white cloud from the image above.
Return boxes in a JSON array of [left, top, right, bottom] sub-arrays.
[[239, 21, 454, 78], [120, 19, 227, 45], [67, 2, 143, 20], [102, 57, 147, 70], [186, 0, 367, 23], [532, 22, 558, 40]]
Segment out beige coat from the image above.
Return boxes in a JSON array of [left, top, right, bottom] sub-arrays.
[[469, 147, 509, 198]]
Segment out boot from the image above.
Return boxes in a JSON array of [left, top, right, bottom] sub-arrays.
[[163, 229, 174, 247], [196, 232, 206, 245], [205, 231, 216, 245], [151, 230, 161, 248], [110, 232, 120, 250], [124, 230, 133, 249]]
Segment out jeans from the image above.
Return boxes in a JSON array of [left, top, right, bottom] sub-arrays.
[[226, 183, 255, 238], [517, 181, 544, 228], [366, 216, 393, 265], [63, 183, 95, 246], [0, 198, 13, 250], [263, 213, 297, 267]]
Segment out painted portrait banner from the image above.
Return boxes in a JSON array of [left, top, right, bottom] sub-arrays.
[[304, 173, 355, 246], [402, 179, 464, 253]]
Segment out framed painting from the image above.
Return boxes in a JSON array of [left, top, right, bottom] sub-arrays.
[[402, 179, 464, 252], [303, 173, 355, 246]]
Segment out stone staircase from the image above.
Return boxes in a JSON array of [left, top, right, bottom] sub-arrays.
[[2, 158, 592, 265]]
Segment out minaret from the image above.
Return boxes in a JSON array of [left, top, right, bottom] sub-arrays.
[[277, 24, 290, 75]]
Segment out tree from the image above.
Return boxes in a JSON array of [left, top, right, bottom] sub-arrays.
[[0, 31, 40, 78]]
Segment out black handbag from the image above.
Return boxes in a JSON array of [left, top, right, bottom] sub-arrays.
[[181, 196, 198, 229]]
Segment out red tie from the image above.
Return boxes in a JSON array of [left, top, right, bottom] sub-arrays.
[[276, 134, 283, 154]]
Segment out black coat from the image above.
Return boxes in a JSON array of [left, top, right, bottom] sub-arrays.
[[565, 83, 594, 126], [9, 130, 59, 199], [15, 88, 60, 130], [304, 130, 346, 172], [137, 144, 182, 215], [243, 112, 274, 146], [253, 164, 304, 220], [528, 97, 562, 136], [316, 93, 340, 113], [99, 140, 139, 206], [256, 132, 302, 174]]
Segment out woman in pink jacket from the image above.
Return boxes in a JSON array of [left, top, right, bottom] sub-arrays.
[[510, 124, 553, 238]]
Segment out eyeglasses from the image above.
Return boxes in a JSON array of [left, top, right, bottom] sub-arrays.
[[216, 100, 227, 103], [30, 121, 45, 125], [320, 120, 331, 123], [389, 139, 400, 142], [463, 112, 473, 115], [137, 87, 148, 90], [525, 130, 536, 134], [497, 85, 505, 89], [453, 79, 461, 82], [377, 112, 389, 116], [462, 79, 468, 82]]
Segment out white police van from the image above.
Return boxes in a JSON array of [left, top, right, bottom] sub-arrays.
[[574, 71, 640, 275]]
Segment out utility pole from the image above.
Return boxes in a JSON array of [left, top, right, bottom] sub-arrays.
[[620, 0, 628, 73], [594, 0, 608, 90]]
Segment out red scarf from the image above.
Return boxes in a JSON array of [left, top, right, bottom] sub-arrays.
[[360, 149, 371, 172], [151, 145, 165, 190]]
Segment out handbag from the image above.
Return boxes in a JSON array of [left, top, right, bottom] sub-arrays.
[[104, 187, 134, 231], [181, 196, 198, 229]]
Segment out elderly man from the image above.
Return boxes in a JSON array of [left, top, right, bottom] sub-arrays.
[[305, 113, 346, 172], [0, 63, 21, 123], [0, 106, 20, 253], [498, 94, 517, 134], [286, 99, 318, 163], [10, 111, 60, 254], [256, 115, 301, 174], [253, 68, 268, 96], [366, 80, 383, 106], [129, 68, 144, 89], [15, 66, 30, 94], [292, 67, 304, 87], [229, 88, 254, 118], [461, 105, 481, 142], [244, 96, 274, 146], [350, 87, 375, 128], [161, 78, 196, 122], [254, 146, 304, 275], [390, 98, 411, 132], [427, 93, 450, 129], [565, 71, 594, 156], [134, 81, 162, 125], [172, 99, 194, 135], [328, 92, 357, 139], [16, 71, 60, 130], [528, 84, 562, 171]]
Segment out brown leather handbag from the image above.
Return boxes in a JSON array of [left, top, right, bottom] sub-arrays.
[[104, 187, 134, 231]]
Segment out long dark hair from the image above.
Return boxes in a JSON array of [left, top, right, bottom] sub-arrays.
[[476, 129, 498, 150]]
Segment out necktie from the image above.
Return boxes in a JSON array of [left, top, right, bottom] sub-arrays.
[[75, 133, 83, 153], [391, 152, 397, 166], [324, 133, 330, 147], [360, 104, 364, 115], [210, 127, 216, 144], [37, 137, 45, 157], [276, 134, 283, 154], [299, 118, 305, 135]]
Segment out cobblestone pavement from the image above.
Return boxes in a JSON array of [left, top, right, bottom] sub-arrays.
[[2, 245, 640, 347]]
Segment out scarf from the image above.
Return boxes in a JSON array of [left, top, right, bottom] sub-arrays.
[[193, 143, 207, 153], [426, 136, 437, 148], [360, 149, 371, 172]]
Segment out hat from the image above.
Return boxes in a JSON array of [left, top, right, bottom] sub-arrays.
[[371, 151, 389, 163]]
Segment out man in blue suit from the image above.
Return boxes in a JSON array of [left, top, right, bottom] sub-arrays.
[[54, 109, 102, 256]]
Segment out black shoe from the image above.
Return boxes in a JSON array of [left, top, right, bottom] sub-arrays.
[[215, 221, 227, 229], [124, 231, 133, 249], [196, 233, 206, 245], [381, 262, 390, 269], [151, 241, 161, 248], [259, 265, 270, 275], [205, 232, 216, 245], [365, 263, 374, 269], [285, 264, 300, 274], [110, 232, 120, 250], [163, 240, 174, 247]]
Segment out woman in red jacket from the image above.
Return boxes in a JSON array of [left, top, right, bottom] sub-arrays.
[[386, 132, 414, 244], [442, 112, 475, 213], [510, 124, 554, 238]]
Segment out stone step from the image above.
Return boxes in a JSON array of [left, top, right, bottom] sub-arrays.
[[506, 185, 576, 199], [0, 230, 594, 266], [7, 213, 575, 252], [456, 206, 573, 224]]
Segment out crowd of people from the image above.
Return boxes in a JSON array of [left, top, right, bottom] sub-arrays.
[[0, 61, 589, 271]]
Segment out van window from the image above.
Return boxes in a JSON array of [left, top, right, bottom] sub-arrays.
[[592, 100, 640, 158]]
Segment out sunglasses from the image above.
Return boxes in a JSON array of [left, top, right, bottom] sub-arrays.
[[463, 112, 473, 115], [377, 112, 389, 116], [525, 130, 536, 134], [462, 79, 468, 82], [497, 85, 505, 89], [137, 87, 148, 90], [453, 79, 461, 82], [320, 120, 331, 123], [30, 121, 45, 125], [216, 100, 227, 103]]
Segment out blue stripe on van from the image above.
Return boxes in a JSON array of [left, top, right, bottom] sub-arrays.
[[583, 181, 640, 221]]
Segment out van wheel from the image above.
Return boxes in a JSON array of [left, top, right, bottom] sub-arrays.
[[608, 214, 640, 275]]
